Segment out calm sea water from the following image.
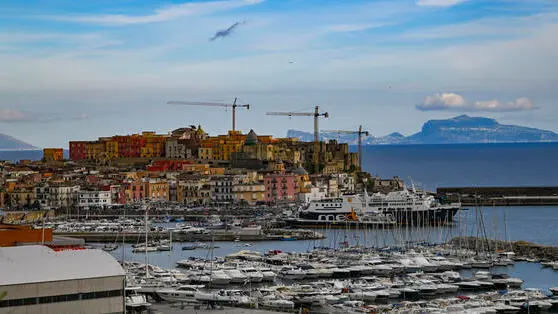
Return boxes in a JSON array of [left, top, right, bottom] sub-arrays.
[[360, 143, 558, 190]]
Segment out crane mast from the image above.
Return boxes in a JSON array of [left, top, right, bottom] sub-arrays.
[[167, 98, 250, 132], [321, 125, 369, 170], [266, 105, 329, 142]]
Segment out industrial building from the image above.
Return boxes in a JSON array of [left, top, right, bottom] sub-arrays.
[[0, 245, 125, 314]]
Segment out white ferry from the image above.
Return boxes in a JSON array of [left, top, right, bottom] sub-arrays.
[[285, 189, 460, 228]]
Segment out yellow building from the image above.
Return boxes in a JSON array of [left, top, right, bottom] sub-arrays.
[[182, 163, 211, 175], [199, 130, 245, 161], [232, 183, 265, 205], [86, 141, 105, 160], [103, 140, 119, 159], [198, 147, 213, 161], [147, 180, 169, 201], [141, 132, 168, 158], [43, 148, 64, 162]]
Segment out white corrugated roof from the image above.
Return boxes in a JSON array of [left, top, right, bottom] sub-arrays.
[[0, 245, 125, 286]]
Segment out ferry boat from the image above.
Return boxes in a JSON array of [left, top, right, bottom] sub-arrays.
[[284, 195, 396, 228], [285, 189, 460, 228], [363, 189, 461, 225]]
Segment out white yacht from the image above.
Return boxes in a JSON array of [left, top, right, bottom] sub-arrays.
[[156, 285, 202, 303], [224, 269, 248, 284], [125, 287, 151, 311]]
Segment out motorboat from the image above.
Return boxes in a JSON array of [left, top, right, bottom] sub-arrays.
[[241, 267, 264, 283], [125, 287, 151, 310], [224, 269, 248, 284], [156, 285, 202, 303]]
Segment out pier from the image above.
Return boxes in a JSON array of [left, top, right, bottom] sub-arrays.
[[450, 236, 558, 261], [437, 186, 558, 206], [54, 229, 323, 243]]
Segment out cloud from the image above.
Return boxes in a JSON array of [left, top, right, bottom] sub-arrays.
[[210, 21, 245, 41], [416, 93, 535, 112], [44, 0, 263, 26], [0, 109, 92, 123], [0, 109, 31, 122], [416, 0, 468, 7], [416, 93, 466, 110]]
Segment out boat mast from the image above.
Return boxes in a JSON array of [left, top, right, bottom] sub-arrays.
[[145, 203, 149, 278]]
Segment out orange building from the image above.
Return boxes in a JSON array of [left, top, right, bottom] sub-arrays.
[[147, 181, 170, 201], [141, 132, 168, 158], [43, 148, 64, 161], [0, 224, 53, 247]]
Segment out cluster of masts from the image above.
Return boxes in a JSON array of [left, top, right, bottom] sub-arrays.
[[167, 98, 369, 169], [121, 245, 558, 313]]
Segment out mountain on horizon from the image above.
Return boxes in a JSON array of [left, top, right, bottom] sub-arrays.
[[0, 133, 38, 150], [287, 115, 558, 145]]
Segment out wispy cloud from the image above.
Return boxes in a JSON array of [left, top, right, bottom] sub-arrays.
[[210, 21, 245, 41], [416, 93, 535, 112], [0, 109, 32, 123], [0, 109, 91, 123], [416, 0, 468, 7], [44, 0, 264, 26]]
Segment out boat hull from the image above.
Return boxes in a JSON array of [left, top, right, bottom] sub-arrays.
[[284, 218, 396, 229]]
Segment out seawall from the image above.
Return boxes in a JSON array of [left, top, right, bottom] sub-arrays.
[[438, 186, 558, 206], [450, 236, 558, 261]]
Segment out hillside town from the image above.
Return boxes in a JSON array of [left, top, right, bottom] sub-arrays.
[[0, 126, 403, 211]]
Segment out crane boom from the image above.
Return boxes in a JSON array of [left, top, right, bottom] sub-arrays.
[[168, 101, 234, 108], [167, 97, 249, 131], [266, 106, 328, 142], [266, 112, 314, 117]]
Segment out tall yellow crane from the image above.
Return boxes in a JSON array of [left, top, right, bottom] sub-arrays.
[[266, 106, 329, 142], [167, 98, 249, 132], [321, 125, 369, 170]]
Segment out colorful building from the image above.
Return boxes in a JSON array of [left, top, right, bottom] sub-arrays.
[[233, 183, 265, 205], [43, 148, 64, 162], [147, 180, 169, 201], [69, 141, 88, 161], [263, 174, 299, 203]]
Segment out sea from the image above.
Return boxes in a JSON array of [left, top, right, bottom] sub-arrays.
[[3, 143, 558, 292]]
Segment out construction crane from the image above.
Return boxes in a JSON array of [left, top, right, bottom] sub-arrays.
[[266, 106, 329, 142], [321, 125, 369, 170], [167, 98, 249, 132]]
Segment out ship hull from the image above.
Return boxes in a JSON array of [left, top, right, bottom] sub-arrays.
[[382, 207, 460, 225], [284, 218, 396, 229]]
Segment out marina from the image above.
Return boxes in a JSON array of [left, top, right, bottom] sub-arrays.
[[79, 205, 558, 313]]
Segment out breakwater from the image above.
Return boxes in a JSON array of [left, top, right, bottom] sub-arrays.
[[438, 186, 558, 206], [450, 236, 558, 261], [55, 229, 323, 243]]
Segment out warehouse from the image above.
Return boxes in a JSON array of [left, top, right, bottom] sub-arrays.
[[0, 245, 125, 314]]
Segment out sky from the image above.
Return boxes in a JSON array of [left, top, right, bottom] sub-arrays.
[[1, 0, 557, 147]]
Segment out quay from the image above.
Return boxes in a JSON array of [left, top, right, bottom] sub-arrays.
[[54, 229, 323, 243], [450, 236, 558, 261], [437, 186, 558, 206]]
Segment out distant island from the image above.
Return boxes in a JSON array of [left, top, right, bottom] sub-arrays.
[[0, 133, 37, 150], [288, 115, 558, 145]]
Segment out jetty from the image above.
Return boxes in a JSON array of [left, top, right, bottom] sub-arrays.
[[450, 236, 558, 261], [54, 229, 323, 243], [438, 186, 558, 206]]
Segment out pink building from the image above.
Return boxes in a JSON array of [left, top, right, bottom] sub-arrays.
[[264, 174, 299, 203], [126, 181, 147, 202]]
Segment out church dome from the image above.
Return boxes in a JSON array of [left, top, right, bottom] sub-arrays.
[[245, 129, 258, 146]]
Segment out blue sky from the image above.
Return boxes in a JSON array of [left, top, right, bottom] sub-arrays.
[[1, 0, 557, 147]]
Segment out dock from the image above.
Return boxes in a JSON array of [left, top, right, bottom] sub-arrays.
[[450, 236, 558, 261], [54, 229, 323, 243], [437, 186, 558, 206]]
